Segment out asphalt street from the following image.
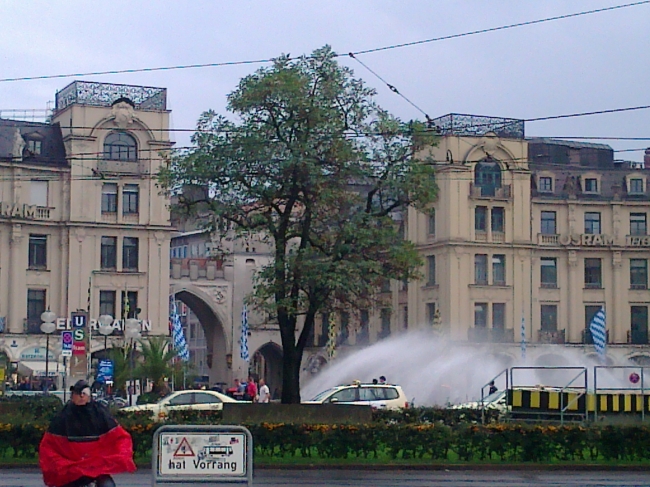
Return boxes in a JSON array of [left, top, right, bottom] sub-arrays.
[[3, 469, 650, 487]]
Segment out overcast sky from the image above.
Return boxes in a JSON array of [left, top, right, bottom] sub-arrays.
[[1, 0, 648, 160]]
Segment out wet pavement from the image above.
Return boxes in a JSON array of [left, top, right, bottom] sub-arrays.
[[2, 468, 650, 486]]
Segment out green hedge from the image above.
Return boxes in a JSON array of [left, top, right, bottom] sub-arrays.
[[5, 418, 650, 462]]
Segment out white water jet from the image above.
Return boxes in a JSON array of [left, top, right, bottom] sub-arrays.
[[302, 328, 649, 406]]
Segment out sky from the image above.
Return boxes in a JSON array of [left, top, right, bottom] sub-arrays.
[[0, 0, 648, 160]]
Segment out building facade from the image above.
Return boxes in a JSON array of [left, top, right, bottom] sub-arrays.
[[406, 114, 650, 365], [0, 81, 173, 383]]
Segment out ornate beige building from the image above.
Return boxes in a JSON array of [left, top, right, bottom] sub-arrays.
[[404, 114, 650, 365], [0, 81, 172, 381]]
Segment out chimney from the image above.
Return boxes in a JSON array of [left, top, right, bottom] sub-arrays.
[[645, 148, 650, 167]]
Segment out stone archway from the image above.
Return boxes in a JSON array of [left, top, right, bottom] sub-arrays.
[[251, 342, 283, 400], [172, 287, 230, 387]]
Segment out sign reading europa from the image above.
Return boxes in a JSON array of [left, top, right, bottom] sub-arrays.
[[0, 202, 40, 219], [556, 234, 650, 248], [53, 318, 153, 332]]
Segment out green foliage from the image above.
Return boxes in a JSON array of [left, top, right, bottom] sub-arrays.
[[159, 45, 438, 403], [0, 395, 62, 422], [135, 336, 177, 393], [108, 345, 131, 394]]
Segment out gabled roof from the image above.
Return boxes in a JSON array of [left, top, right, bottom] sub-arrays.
[[0, 118, 68, 168]]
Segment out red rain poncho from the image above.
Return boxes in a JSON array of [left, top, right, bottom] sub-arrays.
[[39, 401, 136, 487]]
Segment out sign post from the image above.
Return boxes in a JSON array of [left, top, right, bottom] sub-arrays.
[[152, 425, 253, 486], [70, 311, 88, 381]]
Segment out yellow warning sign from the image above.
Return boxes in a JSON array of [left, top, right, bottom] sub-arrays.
[[173, 437, 195, 457]]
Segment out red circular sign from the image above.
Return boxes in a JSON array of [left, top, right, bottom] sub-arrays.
[[630, 372, 641, 384]]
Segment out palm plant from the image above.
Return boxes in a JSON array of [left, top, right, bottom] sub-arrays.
[[107, 345, 131, 395], [135, 336, 177, 393]]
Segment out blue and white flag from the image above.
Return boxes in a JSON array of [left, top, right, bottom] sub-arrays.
[[240, 304, 250, 362], [170, 297, 190, 362], [520, 311, 526, 360], [589, 307, 607, 357]]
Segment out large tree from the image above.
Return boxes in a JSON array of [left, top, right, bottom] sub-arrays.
[[160, 46, 437, 403]]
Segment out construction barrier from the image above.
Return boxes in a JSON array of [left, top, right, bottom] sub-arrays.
[[507, 389, 650, 414]]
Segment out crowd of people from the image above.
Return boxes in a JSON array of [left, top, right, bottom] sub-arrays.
[[224, 376, 272, 403]]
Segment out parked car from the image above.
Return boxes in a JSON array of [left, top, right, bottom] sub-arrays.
[[119, 390, 246, 420], [303, 382, 410, 410]]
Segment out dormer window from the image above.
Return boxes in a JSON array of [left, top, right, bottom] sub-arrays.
[[103, 131, 137, 161], [630, 178, 644, 194], [538, 176, 553, 193], [584, 178, 598, 193]]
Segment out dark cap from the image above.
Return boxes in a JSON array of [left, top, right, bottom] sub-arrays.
[[70, 380, 91, 396]]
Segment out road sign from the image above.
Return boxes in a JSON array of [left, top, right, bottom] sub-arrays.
[[71, 312, 88, 329], [61, 331, 73, 357], [153, 425, 252, 486], [630, 372, 641, 384]]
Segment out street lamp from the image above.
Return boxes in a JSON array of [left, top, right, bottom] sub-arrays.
[[124, 318, 141, 406], [40, 310, 57, 394], [98, 315, 115, 352]]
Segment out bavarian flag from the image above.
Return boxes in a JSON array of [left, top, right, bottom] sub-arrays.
[[39, 400, 136, 486]]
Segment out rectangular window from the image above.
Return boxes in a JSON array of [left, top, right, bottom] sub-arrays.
[[427, 255, 436, 286], [428, 210, 435, 236], [540, 257, 558, 288], [101, 237, 117, 270], [540, 304, 558, 331], [357, 310, 369, 345], [121, 291, 138, 319], [27, 139, 42, 155], [122, 237, 139, 271], [101, 183, 118, 213], [475, 206, 487, 232], [380, 278, 391, 293], [584, 178, 598, 193], [475, 254, 488, 285], [99, 290, 117, 318], [630, 213, 647, 236], [492, 303, 505, 329], [492, 255, 506, 285], [541, 211, 556, 235], [426, 303, 436, 327], [379, 308, 391, 339], [631, 259, 648, 289], [474, 303, 488, 328], [27, 289, 47, 333], [491, 207, 505, 233], [584, 212, 601, 234], [630, 178, 644, 194], [28, 235, 47, 269], [30, 180, 48, 207], [584, 258, 602, 288], [318, 313, 329, 347], [538, 176, 553, 192], [585, 305, 602, 333], [122, 184, 139, 215], [631, 306, 649, 345]]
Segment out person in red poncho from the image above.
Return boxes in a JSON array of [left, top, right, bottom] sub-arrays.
[[39, 380, 137, 487]]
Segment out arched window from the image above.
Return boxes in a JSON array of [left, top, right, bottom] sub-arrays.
[[474, 159, 502, 197], [103, 132, 137, 161]]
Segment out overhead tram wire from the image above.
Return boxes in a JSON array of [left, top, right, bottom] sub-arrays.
[[1, 1, 648, 83]]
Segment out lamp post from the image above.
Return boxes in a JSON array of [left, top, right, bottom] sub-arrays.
[[98, 315, 115, 353], [124, 318, 141, 406], [40, 310, 57, 394]]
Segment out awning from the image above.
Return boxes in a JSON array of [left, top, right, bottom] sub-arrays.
[[17, 361, 64, 377]]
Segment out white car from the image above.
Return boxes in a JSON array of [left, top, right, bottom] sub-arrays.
[[119, 390, 245, 420], [303, 382, 410, 410]]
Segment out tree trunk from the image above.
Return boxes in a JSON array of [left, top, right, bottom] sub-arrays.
[[280, 343, 302, 403]]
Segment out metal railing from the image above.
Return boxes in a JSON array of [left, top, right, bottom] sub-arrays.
[[593, 365, 649, 422]]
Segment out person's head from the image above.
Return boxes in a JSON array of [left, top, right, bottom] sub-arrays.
[[234, 378, 240, 384], [379, 376, 386, 383], [248, 376, 254, 382], [372, 378, 378, 384], [259, 378, 265, 386], [489, 381, 495, 387], [70, 380, 91, 406]]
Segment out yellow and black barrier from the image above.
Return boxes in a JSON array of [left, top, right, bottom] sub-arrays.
[[507, 389, 650, 414]]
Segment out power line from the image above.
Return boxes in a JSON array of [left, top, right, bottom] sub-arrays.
[[351, 0, 650, 55], [1, 1, 647, 83]]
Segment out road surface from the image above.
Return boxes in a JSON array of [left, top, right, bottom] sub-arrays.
[[2, 469, 650, 486]]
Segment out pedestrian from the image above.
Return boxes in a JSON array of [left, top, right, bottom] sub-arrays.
[[39, 380, 136, 487], [257, 379, 270, 403], [488, 380, 498, 395], [245, 376, 258, 402]]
